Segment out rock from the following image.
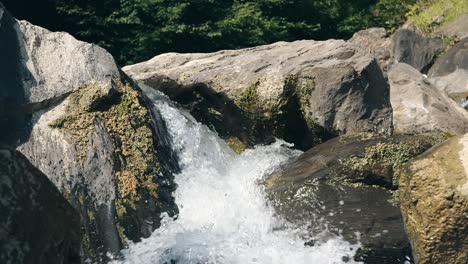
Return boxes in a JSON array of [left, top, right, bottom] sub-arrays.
[[392, 26, 444, 73], [399, 134, 468, 263], [350, 28, 393, 72], [265, 133, 448, 263], [428, 38, 468, 106], [17, 80, 179, 261], [0, 148, 81, 264], [429, 69, 468, 107], [350, 25, 444, 74], [0, 3, 178, 261], [389, 63, 468, 134], [429, 37, 468, 78], [123, 40, 393, 150], [434, 14, 468, 39]]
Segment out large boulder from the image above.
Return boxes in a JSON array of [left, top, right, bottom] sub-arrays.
[[391, 25, 443, 73], [265, 133, 448, 263], [0, 3, 178, 261], [428, 37, 468, 105], [399, 134, 468, 263], [429, 37, 468, 78], [123, 40, 393, 150], [350, 25, 443, 74], [349, 28, 393, 72], [0, 148, 81, 264], [389, 63, 468, 134]]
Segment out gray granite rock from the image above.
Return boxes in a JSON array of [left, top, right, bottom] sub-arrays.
[[389, 63, 468, 134], [124, 40, 393, 150]]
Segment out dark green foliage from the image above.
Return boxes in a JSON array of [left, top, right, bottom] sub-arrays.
[[3, 0, 415, 65]]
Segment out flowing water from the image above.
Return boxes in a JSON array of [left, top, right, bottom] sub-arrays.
[[116, 94, 360, 263]]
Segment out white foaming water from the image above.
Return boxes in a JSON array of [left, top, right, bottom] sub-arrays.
[[117, 97, 359, 264]]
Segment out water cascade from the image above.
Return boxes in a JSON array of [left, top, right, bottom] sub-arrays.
[[117, 94, 360, 263]]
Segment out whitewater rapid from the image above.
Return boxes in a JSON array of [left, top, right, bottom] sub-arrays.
[[116, 94, 360, 263]]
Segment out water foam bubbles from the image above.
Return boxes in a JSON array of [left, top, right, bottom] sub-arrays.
[[116, 99, 360, 264]]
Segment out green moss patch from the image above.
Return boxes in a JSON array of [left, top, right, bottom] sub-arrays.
[[49, 80, 160, 220], [232, 75, 323, 150], [341, 133, 450, 187]]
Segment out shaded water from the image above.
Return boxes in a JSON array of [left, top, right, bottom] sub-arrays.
[[117, 95, 360, 263]]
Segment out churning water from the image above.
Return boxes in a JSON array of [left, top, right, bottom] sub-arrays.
[[116, 94, 360, 263]]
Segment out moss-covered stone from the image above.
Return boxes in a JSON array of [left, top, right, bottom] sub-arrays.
[[50, 80, 160, 215], [225, 137, 247, 154], [399, 134, 468, 263], [231, 76, 325, 150], [340, 132, 450, 188], [48, 79, 171, 259]]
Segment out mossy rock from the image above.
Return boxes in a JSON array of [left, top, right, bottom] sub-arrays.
[[399, 134, 468, 263], [48, 79, 178, 261], [265, 132, 450, 263]]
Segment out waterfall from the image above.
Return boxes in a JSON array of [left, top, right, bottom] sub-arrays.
[[116, 92, 360, 264]]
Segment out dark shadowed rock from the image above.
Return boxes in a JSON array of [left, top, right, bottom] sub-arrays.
[[428, 38, 468, 107], [351, 25, 444, 74], [265, 133, 449, 263], [429, 37, 468, 78], [392, 25, 444, 73], [0, 3, 178, 262], [400, 134, 468, 264], [389, 63, 468, 134], [124, 40, 393, 151], [0, 148, 81, 264]]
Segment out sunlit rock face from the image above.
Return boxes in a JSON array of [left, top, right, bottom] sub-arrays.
[[124, 39, 393, 150], [0, 3, 178, 262], [400, 134, 468, 264], [389, 63, 468, 135]]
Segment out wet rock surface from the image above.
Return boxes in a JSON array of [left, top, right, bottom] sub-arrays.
[[0, 148, 81, 264], [124, 40, 393, 150], [265, 133, 449, 263]]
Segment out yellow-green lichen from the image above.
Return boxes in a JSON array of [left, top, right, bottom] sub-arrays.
[[284, 74, 315, 116], [116, 223, 127, 247], [49, 80, 160, 220], [225, 137, 247, 154], [448, 91, 468, 105], [234, 79, 262, 115], [87, 210, 96, 221], [338, 133, 377, 144]]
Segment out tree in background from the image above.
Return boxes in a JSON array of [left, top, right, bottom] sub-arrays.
[[3, 0, 416, 65]]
